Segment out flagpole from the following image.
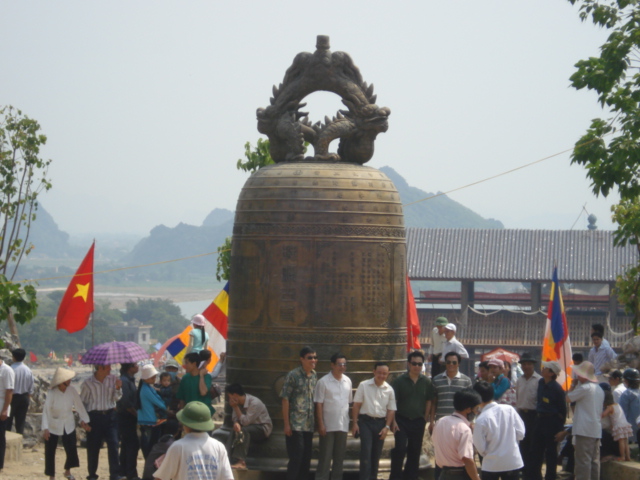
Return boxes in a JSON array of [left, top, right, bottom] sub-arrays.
[[91, 313, 94, 347]]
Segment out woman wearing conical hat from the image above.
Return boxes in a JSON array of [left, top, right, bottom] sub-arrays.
[[42, 367, 92, 480]]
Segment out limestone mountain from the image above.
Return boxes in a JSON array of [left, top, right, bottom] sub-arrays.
[[123, 167, 502, 273], [380, 166, 503, 229]]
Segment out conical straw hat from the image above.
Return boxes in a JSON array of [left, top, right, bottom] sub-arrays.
[[51, 367, 76, 388]]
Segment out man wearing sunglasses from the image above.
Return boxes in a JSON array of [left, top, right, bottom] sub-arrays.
[[430, 352, 473, 428], [280, 346, 318, 480], [389, 350, 435, 480]]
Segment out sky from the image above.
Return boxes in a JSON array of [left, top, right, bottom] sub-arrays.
[[0, 1, 619, 238]]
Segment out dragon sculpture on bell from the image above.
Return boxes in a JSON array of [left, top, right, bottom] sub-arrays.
[[256, 35, 390, 164]]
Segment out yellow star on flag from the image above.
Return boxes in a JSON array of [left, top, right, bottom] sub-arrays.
[[73, 283, 90, 302]]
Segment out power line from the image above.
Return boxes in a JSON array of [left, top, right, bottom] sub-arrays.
[[14, 137, 604, 285]]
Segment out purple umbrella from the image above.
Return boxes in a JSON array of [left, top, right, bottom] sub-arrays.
[[81, 341, 148, 365]]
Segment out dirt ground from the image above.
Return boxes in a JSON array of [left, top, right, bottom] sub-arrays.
[[4, 444, 146, 479]]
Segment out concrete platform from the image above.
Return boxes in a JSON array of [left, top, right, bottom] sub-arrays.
[[5, 431, 22, 463], [601, 459, 640, 480]]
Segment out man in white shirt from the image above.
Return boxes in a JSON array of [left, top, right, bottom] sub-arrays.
[[314, 353, 352, 480], [0, 357, 15, 473], [154, 401, 234, 480], [430, 317, 448, 377], [440, 324, 469, 365], [515, 352, 541, 478], [588, 333, 616, 382], [8, 348, 33, 436], [352, 362, 396, 480], [566, 361, 604, 480], [473, 381, 525, 479]]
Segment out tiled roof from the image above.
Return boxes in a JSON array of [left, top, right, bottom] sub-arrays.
[[407, 228, 638, 282]]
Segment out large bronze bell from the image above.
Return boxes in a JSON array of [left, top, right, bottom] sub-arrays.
[[218, 36, 409, 473]]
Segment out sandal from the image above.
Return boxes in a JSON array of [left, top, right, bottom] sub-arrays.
[[64, 473, 76, 480]]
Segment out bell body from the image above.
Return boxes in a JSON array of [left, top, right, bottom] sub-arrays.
[[223, 161, 407, 471]]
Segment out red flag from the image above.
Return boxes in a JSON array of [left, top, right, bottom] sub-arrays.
[[29, 351, 37, 363], [56, 242, 95, 333], [406, 276, 421, 351]]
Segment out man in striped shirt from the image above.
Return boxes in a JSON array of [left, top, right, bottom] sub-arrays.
[[430, 352, 473, 426], [80, 364, 123, 480]]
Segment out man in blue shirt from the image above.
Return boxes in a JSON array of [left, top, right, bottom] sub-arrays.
[[487, 358, 510, 402]]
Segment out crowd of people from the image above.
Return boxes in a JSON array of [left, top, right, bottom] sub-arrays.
[[0, 314, 638, 480]]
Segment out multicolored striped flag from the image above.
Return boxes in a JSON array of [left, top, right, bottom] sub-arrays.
[[541, 267, 573, 390], [201, 281, 229, 366], [164, 282, 229, 369]]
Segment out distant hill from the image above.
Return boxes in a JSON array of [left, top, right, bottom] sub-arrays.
[[124, 167, 502, 273], [122, 222, 233, 273], [24, 204, 78, 258], [380, 167, 503, 229], [202, 208, 234, 227]]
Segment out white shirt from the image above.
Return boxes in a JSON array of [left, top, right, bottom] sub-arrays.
[[0, 362, 15, 415], [153, 432, 234, 480], [473, 402, 525, 472], [516, 372, 542, 410], [430, 327, 446, 356], [567, 382, 604, 438], [353, 378, 397, 418], [11, 362, 34, 395], [314, 373, 353, 432], [613, 383, 627, 404], [42, 385, 90, 435], [441, 337, 469, 361], [80, 374, 122, 411]]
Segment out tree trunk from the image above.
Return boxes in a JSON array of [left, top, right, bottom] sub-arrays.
[[7, 311, 20, 346]]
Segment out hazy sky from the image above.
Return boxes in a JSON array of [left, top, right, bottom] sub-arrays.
[[0, 1, 618, 237]]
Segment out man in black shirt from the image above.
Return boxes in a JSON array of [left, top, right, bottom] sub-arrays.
[[529, 361, 566, 480]]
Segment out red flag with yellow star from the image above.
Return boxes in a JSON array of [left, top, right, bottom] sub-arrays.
[[56, 242, 94, 333]]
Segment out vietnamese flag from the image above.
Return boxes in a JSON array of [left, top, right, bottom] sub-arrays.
[[29, 351, 37, 363], [56, 242, 95, 333]]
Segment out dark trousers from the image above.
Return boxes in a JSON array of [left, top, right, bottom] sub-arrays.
[[117, 412, 139, 479], [226, 424, 268, 462], [481, 470, 520, 480], [8, 392, 29, 435], [139, 424, 162, 459], [358, 414, 386, 480], [0, 417, 7, 469], [529, 415, 564, 480], [431, 354, 443, 378], [518, 410, 537, 478], [285, 430, 313, 480], [439, 467, 471, 479], [87, 410, 120, 480], [390, 415, 426, 480], [44, 430, 79, 476]]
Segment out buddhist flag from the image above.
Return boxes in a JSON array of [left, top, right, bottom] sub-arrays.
[[201, 281, 229, 367], [542, 267, 573, 390], [56, 242, 94, 333], [165, 325, 196, 366], [406, 277, 421, 351], [162, 282, 229, 370]]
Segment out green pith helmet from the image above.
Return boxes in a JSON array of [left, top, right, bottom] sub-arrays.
[[177, 401, 215, 431]]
